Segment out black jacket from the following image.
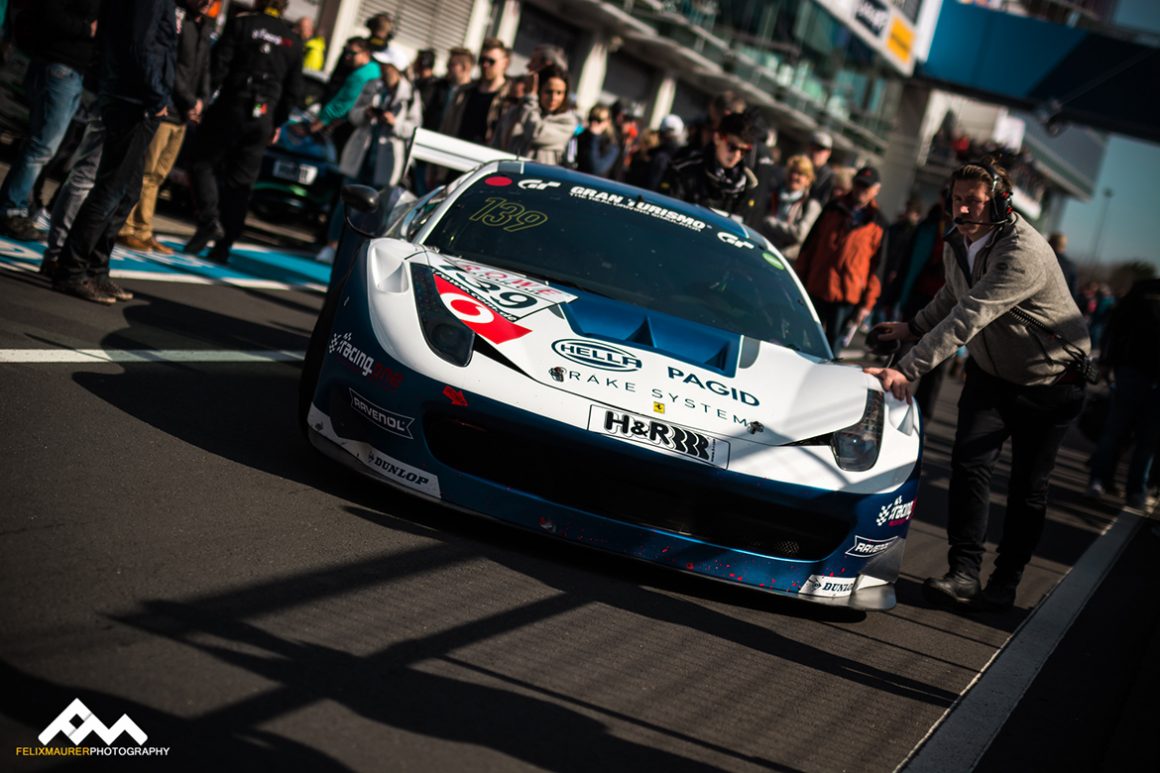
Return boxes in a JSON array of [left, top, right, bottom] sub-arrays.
[[211, 10, 303, 127], [658, 144, 758, 216], [98, 0, 176, 113], [168, 8, 213, 122], [1101, 278, 1160, 378], [12, 0, 101, 73]]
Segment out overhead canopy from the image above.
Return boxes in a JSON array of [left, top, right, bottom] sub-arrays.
[[918, 2, 1160, 143]]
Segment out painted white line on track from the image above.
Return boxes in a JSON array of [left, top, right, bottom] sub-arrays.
[[901, 508, 1144, 772], [0, 349, 306, 364]]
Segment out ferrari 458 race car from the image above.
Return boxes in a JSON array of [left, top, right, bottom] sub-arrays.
[[300, 146, 922, 611]]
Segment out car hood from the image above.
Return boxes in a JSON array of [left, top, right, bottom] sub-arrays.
[[418, 252, 869, 444]]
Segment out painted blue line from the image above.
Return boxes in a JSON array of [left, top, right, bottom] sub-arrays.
[[0, 235, 331, 288]]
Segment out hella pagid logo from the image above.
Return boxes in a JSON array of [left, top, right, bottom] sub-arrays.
[[552, 339, 643, 372]]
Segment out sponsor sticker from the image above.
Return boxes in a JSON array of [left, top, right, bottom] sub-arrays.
[[568, 185, 707, 231], [484, 175, 512, 187], [364, 447, 440, 497], [433, 273, 531, 344], [845, 535, 899, 558], [517, 178, 561, 191], [667, 366, 760, 406], [876, 495, 915, 527], [800, 575, 857, 597], [717, 231, 756, 249], [553, 339, 642, 372], [327, 331, 404, 389], [349, 388, 413, 439], [436, 258, 575, 309], [588, 405, 729, 468]]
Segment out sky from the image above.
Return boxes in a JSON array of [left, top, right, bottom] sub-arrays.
[[1057, 0, 1160, 270]]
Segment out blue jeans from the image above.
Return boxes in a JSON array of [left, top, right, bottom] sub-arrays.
[[1090, 366, 1160, 499], [43, 114, 105, 263], [0, 58, 84, 214]]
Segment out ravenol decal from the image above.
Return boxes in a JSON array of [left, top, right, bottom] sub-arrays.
[[553, 339, 643, 372], [876, 496, 914, 527], [845, 535, 899, 558], [588, 406, 729, 468], [349, 388, 413, 439], [800, 575, 856, 597]]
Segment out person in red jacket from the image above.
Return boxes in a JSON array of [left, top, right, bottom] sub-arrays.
[[794, 166, 888, 354]]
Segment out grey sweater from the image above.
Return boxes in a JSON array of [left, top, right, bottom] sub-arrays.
[[897, 214, 1090, 386]]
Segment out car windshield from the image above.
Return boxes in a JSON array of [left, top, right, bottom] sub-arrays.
[[422, 170, 829, 358]]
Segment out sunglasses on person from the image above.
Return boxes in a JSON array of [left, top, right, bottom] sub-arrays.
[[479, 56, 499, 66], [723, 141, 752, 155]]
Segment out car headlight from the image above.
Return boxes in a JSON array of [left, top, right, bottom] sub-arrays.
[[831, 391, 884, 472], [411, 263, 475, 366]]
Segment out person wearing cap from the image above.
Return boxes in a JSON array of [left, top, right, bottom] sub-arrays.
[[865, 158, 1090, 612], [660, 112, 760, 216], [806, 130, 835, 204], [576, 104, 618, 178], [182, 0, 303, 262], [794, 164, 888, 352], [314, 47, 422, 263]]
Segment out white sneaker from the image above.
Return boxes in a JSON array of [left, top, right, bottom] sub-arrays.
[[316, 245, 335, 264]]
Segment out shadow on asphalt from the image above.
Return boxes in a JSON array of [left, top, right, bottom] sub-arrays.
[[0, 660, 350, 771], [59, 307, 1122, 769]]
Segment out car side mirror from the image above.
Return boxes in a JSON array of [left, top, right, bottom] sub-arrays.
[[341, 184, 380, 213]]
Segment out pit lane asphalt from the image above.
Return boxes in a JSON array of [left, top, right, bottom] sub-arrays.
[[0, 254, 1150, 772]]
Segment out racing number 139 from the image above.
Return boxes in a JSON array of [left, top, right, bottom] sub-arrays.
[[468, 197, 548, 232]]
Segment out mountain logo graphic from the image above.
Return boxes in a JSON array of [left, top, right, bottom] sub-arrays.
[[38, 699, 148, 746]]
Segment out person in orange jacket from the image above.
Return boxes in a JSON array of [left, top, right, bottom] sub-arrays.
[[794, 165, 888, 354]]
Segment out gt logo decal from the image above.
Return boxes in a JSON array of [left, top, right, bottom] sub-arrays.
[[433, 274, 530, 344], [517, 178, 561, 190]]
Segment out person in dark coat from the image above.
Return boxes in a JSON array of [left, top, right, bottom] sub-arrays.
[[658, 111, 760, 217], [183, 0, 303, 263], [49, 0, 176, 304], [1087, 275, 1160, 510]]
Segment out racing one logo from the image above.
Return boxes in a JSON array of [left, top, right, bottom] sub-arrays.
[[552, 339, 642, 372], [876, 496, 915, 527]]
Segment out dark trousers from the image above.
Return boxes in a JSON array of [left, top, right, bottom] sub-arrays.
[[812, 299, 857, 355], [57, 100, 159, 283], [188, 100, 273, 248], [947, 361, 1085, 580]]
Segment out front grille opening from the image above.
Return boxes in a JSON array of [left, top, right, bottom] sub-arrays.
[[424, 411, 850, 560]]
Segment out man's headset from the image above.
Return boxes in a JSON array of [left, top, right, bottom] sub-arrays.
[[950, 159, 1014, 227]]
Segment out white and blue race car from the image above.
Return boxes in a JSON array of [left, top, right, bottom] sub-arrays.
[[300, 153, 921, 611]]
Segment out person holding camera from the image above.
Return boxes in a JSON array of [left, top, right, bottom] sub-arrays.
[[865, 159, 1091, 612]]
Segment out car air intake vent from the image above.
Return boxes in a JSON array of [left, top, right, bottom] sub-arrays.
[[424, 410, 851, 560]]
